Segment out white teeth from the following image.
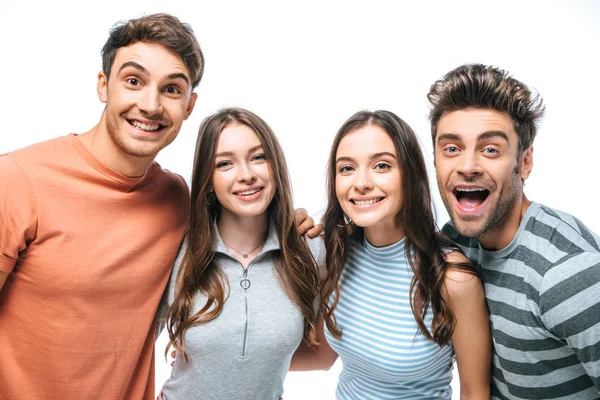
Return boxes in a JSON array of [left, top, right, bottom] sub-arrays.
[[237, 189, 260, 196], [456, 188, 487, 192], [131, 120, 160, 132], [354, 198, 381, 206]]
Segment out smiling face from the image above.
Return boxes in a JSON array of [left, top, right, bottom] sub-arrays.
[[97, 41, 197, 164], [211, 123, 276, 220], [434, 108, 533, 245], [335, 125, 404, 243]]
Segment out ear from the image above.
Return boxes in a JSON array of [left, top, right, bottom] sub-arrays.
[[97, 71, 108, 104], [184, 92, 198, 120], [519, 146, 534, 180]]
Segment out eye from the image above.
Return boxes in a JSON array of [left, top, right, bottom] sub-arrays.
[[165, 85, 181, 95], [252, 153, 267, 162], [216, 161, 232, 168], [338, 165, 354, 174], [484, 147, 499, 155], [126, 78, 140, 86], [374, 162, 391, 170], [445, 146, 459, 154]]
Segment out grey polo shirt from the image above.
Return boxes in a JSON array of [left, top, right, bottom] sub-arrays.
[[159, 223, 325, 400]]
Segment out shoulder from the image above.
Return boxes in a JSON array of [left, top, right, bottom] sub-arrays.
[[2, 136, 66, 168], [540, 251, 600, 296], [148, 165, 191, 204], [305, 234, 326, 268], [526, 202, 600, 252], [442, 251, 482, 303], [0, 153, 36, 202]]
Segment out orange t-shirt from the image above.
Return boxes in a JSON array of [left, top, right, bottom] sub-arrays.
[[0, 134, 189, 399]]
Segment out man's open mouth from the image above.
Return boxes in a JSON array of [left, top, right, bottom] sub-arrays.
[[453, 187, 490, 210]]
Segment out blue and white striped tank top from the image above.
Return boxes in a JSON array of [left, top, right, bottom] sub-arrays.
[[325, 237, 455, 399]]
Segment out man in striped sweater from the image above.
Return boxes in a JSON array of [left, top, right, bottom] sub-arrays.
[[428, 64, 600, 400]]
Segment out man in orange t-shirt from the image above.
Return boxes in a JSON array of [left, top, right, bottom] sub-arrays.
[[0, 13, 203, 400]]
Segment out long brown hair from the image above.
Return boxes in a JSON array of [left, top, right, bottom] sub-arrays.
[[321, 110, 476, 345], [167, 107, 319, 360]]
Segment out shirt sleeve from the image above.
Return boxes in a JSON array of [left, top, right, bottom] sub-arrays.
[[539, 251, 600, 391], [0, 155, 38, 273], [305, 235, 326, 316], [306, 235, 326, 278], [155, 239, 186, 337]]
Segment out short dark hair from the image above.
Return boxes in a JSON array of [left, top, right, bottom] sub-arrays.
[[428, 64, 545, 154], [101, 13, 204, 88]]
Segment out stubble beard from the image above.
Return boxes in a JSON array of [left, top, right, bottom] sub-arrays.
[[441, 168, 521, 239], [105, 112, 171, 158]]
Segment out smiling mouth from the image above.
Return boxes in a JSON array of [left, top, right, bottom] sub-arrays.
[[453, 188, 490, 210], [128, 119, 165, 132], [234, 188, 262, 196], [351, 197, 384, 206]]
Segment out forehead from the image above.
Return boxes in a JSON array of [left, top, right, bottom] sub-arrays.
[[216, 123, 261, 151], [337, 125, 396, 157], [437, 108, 517, 141], [111, 41, 191, 81]]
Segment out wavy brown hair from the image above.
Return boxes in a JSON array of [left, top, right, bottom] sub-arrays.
[[321, 110, 477, 345], [101, 13, 204, 88], [427, 63, 545, 156], [167, 107, 319, 360]]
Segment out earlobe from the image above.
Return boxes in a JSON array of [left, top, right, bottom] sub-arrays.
[[520, 146, 534, 180], [97, 72, 108, 103], [184, 92, 198, 120]]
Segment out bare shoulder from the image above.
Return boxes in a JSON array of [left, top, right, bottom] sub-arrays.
[[442, 251, 482, 301]]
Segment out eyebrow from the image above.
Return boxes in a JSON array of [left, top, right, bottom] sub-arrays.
[[437, 131, 509, 144], [336, 152, 397, 164], [117, 61, 190, 86], [215, 144, 264, 158]]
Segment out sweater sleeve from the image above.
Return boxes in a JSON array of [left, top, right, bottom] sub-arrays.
[[0, 155, 38, 273], [539, 251, 600, 392]]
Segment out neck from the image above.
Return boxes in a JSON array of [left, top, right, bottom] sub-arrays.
[[363, 220, 405, 247], [217, 209, 270, 253], [478, 194, 531, 251], [78, 113, 155, 177]]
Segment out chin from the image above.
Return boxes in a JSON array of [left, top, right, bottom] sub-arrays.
[[451, 217, 488, 238]]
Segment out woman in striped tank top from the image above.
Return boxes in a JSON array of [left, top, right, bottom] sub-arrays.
[[291, 110, 491, 399]]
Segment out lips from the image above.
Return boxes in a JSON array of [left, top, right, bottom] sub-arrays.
[[233, 187, 263, 201], [128, 119, 165, 133], [351, 197, 384, 207]]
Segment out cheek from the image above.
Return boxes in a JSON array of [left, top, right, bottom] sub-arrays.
[[335, 176, 350, 206], [211, 172, 230, 201], [260, 164, 274, 186], [434, 160, 453, 182]]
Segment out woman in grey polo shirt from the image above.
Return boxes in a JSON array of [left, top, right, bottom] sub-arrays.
[[159, 107, 324, 400]]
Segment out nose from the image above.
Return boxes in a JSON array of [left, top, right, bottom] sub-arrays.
[[237, 162, 256, 183], [353, 168, 373, 192], [138, 86, 163, 117], [457, 151, 483, 178]]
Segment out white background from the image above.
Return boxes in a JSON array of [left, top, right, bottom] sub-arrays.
[[1, 1, 599, 398]]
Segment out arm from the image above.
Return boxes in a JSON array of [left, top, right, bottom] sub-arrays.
[[0, 271, 8, 292], [155, 240, 186, 339], [540, 252, 600, 392], [443, 251, 491, 400], [290, 314, 338, 371], [294, 208, 323, 238], [0, 155, 38, 294]]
